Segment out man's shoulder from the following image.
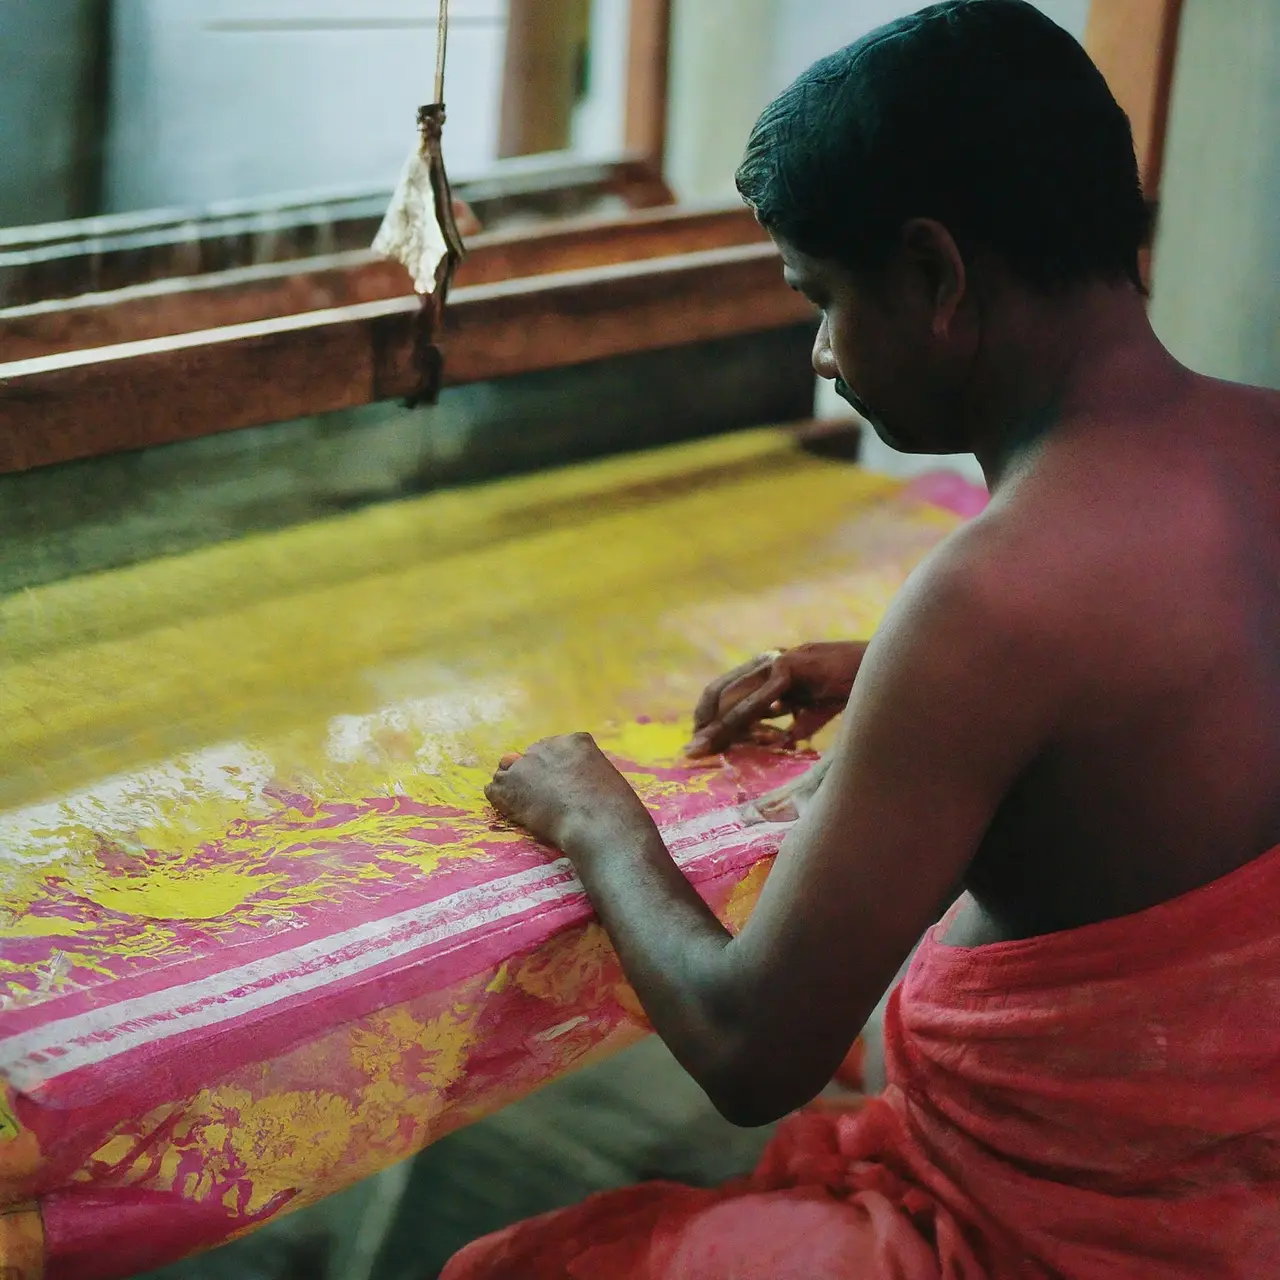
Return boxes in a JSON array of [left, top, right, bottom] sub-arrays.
[[889, 484, 1120, 697], [910, 498, 1073, 637], [879, 509, 1076, 693], [850, 505, 1074, 797]]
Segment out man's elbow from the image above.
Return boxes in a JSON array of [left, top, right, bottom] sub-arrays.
[[684, 972, 834, 1127], [707, 1086, 793, 1129], [698, 1054, 815, 1129]]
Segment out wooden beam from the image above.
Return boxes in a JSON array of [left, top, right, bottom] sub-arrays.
[[443, 244, 808, 385], [0, 155, 671, 308], [625, 0, 672, 174], [0, 155, 655, 256], [1086, 0, 1185, 198], [0, 243, 812, 474], [0, 206, 764, 360]]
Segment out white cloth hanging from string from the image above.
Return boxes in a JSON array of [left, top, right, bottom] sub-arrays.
[[372, 1, 461, 298], [374, 134, 453, 296]]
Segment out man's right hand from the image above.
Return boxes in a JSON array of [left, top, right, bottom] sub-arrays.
[[685, 641, 869, 758]]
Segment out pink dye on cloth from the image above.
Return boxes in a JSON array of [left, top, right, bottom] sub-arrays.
[[902, 471, 990, 520], [1, 746, 817, 1280]]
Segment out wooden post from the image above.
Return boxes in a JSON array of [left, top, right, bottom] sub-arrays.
[[1085, 0, 1186, 200], [497, 0, 592, 158], [625, 0, 672, 177]]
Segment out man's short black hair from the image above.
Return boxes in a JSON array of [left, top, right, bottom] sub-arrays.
[[736, 0, 1150, 290]]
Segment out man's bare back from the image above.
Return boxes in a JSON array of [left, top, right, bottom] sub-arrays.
[[949, 374, 1280, 944]]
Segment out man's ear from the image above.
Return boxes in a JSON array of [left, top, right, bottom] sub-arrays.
[[900, 218, 967, 338]]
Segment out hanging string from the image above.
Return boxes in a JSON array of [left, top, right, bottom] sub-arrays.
[[435, 0, 450, 105]]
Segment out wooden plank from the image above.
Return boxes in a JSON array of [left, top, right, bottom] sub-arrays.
[[1086, 0, 1185, 198], [0, 206, 764, 360], [0, 155, 671, 308], [442, 243, 809, 385], [0, 254, 410, 362], [0, 154, 653, 254], [625, 0, 672, 173], [0, 243, 812, 474]]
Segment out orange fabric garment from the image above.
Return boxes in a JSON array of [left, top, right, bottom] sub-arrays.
[[443, 844, 1280, 1279]]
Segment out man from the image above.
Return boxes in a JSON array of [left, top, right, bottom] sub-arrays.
[[452, 1, 1280, 1274]]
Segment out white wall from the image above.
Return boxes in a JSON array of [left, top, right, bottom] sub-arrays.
[[665, 0, 777, 204], [103, 0, 631, 212], [769, 0, 1088, 96], [105, 0, 509, 209], [1149, 0, 1280, 389], [572, 0, 631, 159]]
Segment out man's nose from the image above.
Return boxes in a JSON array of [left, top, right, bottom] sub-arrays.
[[811, 317, 839, 381]]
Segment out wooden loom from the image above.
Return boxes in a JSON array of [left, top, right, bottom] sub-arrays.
[[0, 0, 1183, 475], [0, 4, 1186, 1278]]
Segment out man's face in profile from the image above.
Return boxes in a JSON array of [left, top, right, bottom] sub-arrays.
[[774, 235, 974, 456]]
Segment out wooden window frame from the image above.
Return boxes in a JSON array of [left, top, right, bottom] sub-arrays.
[[1085, 0, 1185, 204], [0, 0, 1185, 478]]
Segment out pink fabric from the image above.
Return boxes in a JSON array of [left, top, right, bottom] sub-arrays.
[[444, 844, 1280, 1278], [3, 748, 820, 1280], [41, 1188, 284, 1280], [901, 473, 989, 520]]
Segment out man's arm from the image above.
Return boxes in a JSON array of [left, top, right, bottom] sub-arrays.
[[536, 539, 1062, 1124]]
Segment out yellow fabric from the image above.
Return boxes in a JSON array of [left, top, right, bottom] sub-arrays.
[[0, 1204, 45, 1280]]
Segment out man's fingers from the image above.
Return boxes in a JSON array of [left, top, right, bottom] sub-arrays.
[[718, 670, 793, 734], [692, 679, 729, 732], [693, 658, 772, 730], [748, 724, 791, 748], [756, 794, 800, 823], [786, 703, 844, 746], [687, 671, 795, 756]]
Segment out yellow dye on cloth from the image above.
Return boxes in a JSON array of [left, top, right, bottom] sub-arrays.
[[97, 1084, 362, 1217], [84, 866, 273, 922], [86, 992, 493, 1217], [0, 1100, 19, 1145], [0, 1086, 43, 1214], [1, 916, 100, 943], [0, 1204, 44, 1280], [0, 426, 962, 1019], [223, 1090, 359, 1212], [722, 858, 776, 935], [0, 431, 908, 808], [594, 718, 690, 767], [515, 923, 619, 1007], [0, 429, 980, 1272]]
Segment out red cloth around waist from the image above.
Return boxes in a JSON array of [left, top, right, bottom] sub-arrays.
[[445, 845, 1280, 1279], [881, 842, 1280, 1278]]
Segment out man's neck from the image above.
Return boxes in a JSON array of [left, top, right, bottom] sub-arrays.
[[969, 281, 1183, 490]]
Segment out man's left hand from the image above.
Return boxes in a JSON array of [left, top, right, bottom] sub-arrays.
[[486, 733, 654, 853]]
